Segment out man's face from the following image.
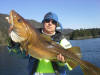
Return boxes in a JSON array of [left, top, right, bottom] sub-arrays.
[[43, 19, 57, 33]]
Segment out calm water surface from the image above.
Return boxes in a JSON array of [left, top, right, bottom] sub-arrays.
[[69, 38, 100, 75]]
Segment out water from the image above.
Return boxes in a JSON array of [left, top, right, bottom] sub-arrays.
[[69, 38, 100, 75], [0, 46, 28, 75], [0, 38, 100, 75]]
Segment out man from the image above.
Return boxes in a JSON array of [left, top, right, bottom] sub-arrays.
[[28, 12, 72, 75]]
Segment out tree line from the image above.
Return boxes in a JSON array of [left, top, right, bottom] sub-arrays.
[[69, 28, 100, 40]]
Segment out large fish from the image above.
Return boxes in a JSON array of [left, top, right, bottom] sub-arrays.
[[8, 10, 100, 75]]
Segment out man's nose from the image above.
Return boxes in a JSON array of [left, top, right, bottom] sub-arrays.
[[48, 21, 52, 25]]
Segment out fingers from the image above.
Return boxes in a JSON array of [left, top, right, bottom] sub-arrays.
[[57, 54, 65, 63]]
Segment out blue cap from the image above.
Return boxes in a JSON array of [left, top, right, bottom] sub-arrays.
[[42, 12, 59, 26]]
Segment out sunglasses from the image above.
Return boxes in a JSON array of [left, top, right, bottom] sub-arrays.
[[44, 19, 57, 25]]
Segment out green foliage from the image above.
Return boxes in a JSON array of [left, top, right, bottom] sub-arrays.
[[70, 28, 100, 40]]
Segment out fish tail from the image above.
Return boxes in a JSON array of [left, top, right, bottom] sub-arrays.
[[80, 60, 100, 75]]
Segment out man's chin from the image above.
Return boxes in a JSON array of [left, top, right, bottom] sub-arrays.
[[47, 29, 53, 32]]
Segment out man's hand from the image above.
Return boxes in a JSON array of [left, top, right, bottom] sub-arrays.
[[57, 54, 65, 63]]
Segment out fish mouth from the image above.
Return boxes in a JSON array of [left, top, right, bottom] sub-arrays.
[[9, 10, 26, 43], [9, 10, 17, 25], [5, 10, 15, 25]]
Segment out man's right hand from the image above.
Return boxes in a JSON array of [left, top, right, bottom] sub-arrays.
[[57, 53, 66, 63]]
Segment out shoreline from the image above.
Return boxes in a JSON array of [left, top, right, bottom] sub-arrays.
[[69, 36, 100, 40]]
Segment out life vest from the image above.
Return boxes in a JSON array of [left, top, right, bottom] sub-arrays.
[[36, 59, 55, 73]]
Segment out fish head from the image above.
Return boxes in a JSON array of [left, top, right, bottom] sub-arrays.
[[9, 10, 24, 26], [8, 10, 29, 43]]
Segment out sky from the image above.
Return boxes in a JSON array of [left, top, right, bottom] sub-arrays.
[[0, 0, 100, 29]]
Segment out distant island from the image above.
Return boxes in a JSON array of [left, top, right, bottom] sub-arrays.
[[67, 28, 100, 40], [0, 13, 100, 45]]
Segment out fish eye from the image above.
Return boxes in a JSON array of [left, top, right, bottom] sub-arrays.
[[18, 19, 22, 23]]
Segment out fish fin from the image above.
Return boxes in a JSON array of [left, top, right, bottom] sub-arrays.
[[64, 47, 82, 70], [80, 60, 100, 75], [67, 47, 82, 58], [66, 60, 79, 70]]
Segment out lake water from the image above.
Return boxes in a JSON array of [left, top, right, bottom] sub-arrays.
[[0, 38, 100, 75], [69, 38, 100, 75]]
